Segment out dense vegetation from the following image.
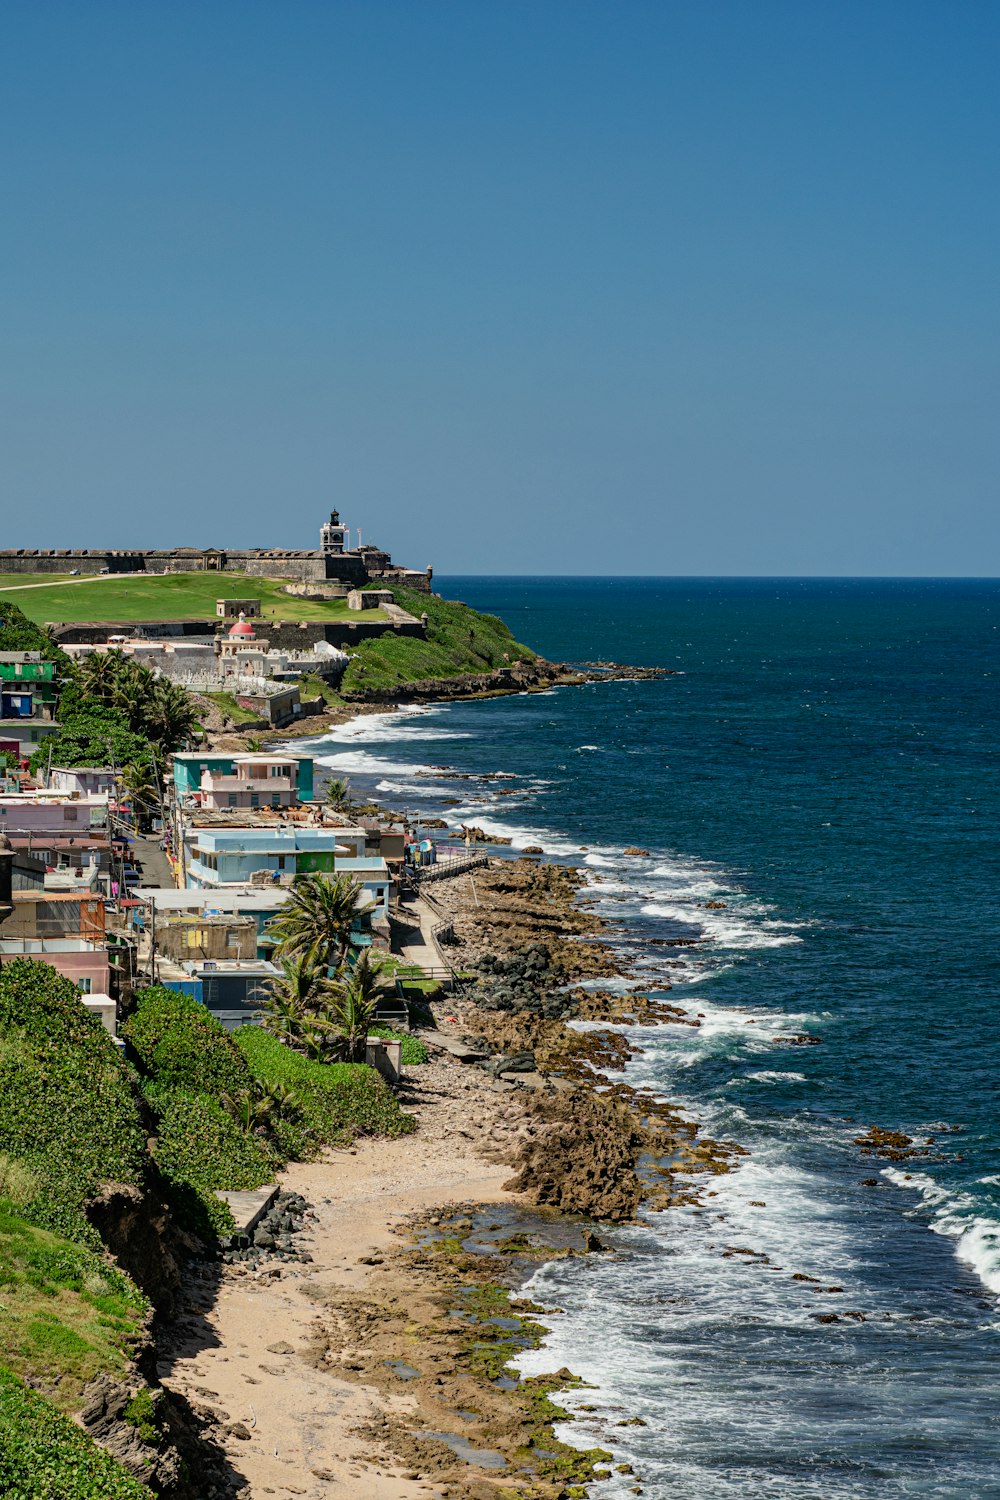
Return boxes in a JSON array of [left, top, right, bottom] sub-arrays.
[[123, 988, 414, 1234], [235, 1026, 415, 1144], [0, 597, 65, 657], [339, 584, 537, 695], [0, 965, 153, 1496], [0, 961, 147, 1247], [368, 1025, 429, 1065], [33, 651, 195, 781], [122, 988, 276, 1235], [0, 1369, 150, 1500]]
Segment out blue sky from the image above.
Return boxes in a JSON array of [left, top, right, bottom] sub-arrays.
[[1, 1, 998, 574]]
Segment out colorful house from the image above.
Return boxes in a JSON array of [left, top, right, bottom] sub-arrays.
[[0, 655, 59, 712], [172, 751, 315, 807], [182, 825, 363, 885]]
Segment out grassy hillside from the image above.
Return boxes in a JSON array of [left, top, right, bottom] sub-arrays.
[[0, 572, 387, 624], [0, 963, 154, 1496], [0, 966, 417, 1495], [0, 962, 147, 1247], [339, 584, 537, 696]]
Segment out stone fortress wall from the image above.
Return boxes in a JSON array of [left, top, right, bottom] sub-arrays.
[[0, 547, 432, 591]]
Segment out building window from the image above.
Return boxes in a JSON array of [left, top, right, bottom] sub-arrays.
[[271, 794, 281, 808], [227, 794, 237, 807], [276, 855, 286, 870], [76, 977, 93, 994]]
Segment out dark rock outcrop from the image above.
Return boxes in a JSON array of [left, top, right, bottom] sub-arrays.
[[85, 1182, 188, 1316], [503, 1087, 644, 1221], [80, 1373, 246, 1498]]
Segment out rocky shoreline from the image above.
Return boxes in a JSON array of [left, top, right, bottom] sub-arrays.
[[131, 847, 744, 1500], [200, 658, 671, 750], [141, 678, 749, 1498]]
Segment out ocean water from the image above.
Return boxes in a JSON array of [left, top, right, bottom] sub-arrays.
[[311, 577, 1000, 1498]]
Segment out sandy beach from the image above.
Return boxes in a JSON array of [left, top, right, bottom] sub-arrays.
[[153, 859, 724, 1498], [157, 1050, 524, 1500]]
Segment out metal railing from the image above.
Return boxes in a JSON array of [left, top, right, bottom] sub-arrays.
[[411, 851, 489, 883]]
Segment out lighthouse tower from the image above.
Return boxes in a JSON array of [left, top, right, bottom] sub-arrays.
[[320, 509, 350, 555]]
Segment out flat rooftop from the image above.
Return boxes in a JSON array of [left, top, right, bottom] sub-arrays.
[[134, 886, 292, 912]]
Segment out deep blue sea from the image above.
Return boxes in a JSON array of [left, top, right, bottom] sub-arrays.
[[314, 578, 1000, 1498]]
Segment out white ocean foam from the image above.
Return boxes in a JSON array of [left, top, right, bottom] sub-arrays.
[[312, 703, 470, 744], [883, 1167, 1000, 1296], [314, 748, 447, 779], [438, 810, 609, 859], [640, 901, 802, 950], [745, 1070, 808, 1083], [615, 998, 823, 1077]]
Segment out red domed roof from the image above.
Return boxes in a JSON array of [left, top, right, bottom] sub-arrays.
[[228, 613, 256, 639]]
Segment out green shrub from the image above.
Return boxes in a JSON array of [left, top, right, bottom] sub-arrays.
[[0, 962, 146, 1246], [123, 986, 251, 1097], [235, 1028, 415, 1144], [0, 599, 63, 657], [123, 1386, 159, 1444], [368, 1026, 429, 1065], [0, 1152, 40, 1208], [0, 1367, 150, 1499], [149, 1089, 275, 1235]]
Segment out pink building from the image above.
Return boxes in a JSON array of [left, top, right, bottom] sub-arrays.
[[0, 939, 111, 996], [197, 755, 305, 812], [0, 792, 109, 835]]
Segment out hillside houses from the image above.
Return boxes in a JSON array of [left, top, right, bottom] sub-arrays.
[[0, 732, 398, 1038]]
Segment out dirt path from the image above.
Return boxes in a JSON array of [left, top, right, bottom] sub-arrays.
[[0, 573, 127, 590]]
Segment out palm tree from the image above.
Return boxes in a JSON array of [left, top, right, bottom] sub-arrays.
[[262, 953, 351, 1057], [324, 776, 351, 811], [325, 949, 382, 1063], [78, 651, 120, 706], [103, 659, 153, 732], [142, 678, 196, 749], [267, 873, 373, 974], [262, 953, 325, 1030], [119, 761, 160, 830], [220, 1081, 303, 1142]]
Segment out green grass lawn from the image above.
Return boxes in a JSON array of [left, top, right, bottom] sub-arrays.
[[0, 572, 388, 625], [0, 575, 77, 589]]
